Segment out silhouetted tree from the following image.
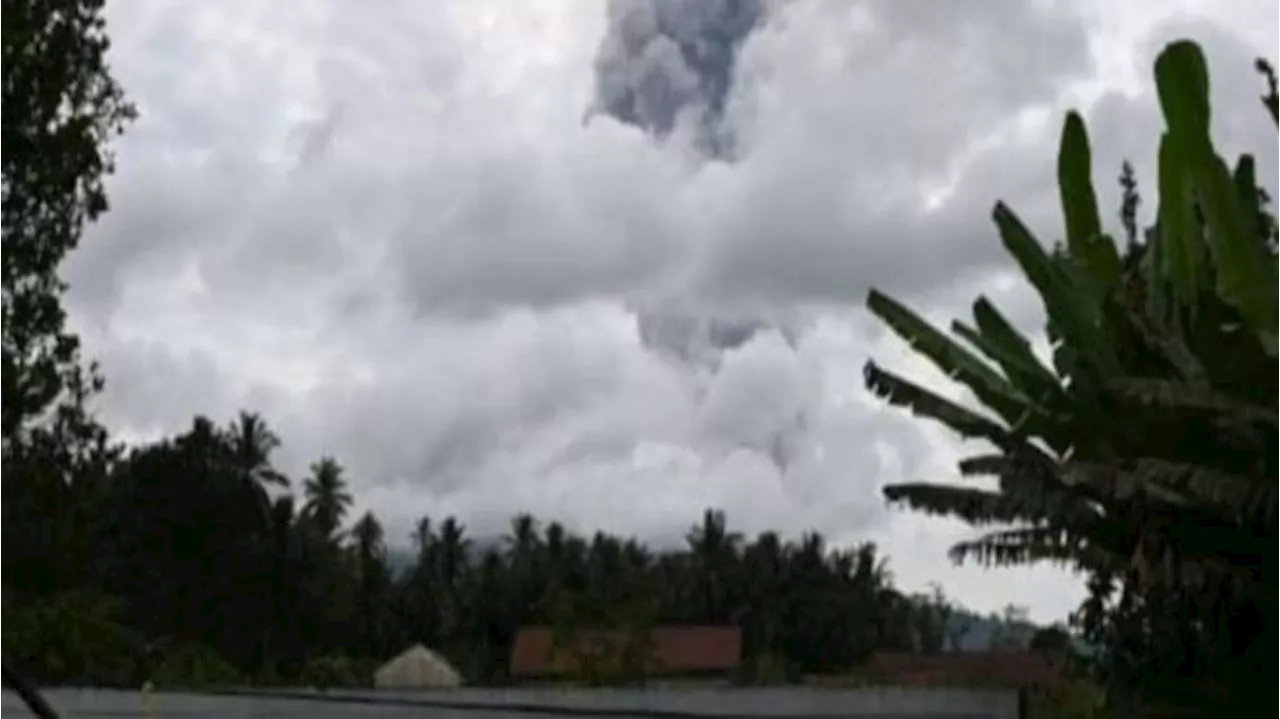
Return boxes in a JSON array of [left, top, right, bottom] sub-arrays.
[[302, 457, 353, 540], [2, 0, 135, 602]]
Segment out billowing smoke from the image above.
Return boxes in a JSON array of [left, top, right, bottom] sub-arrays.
[[634, 305, 799, 369], [633, 303, 806, 470], [590, 0, 769, 157]]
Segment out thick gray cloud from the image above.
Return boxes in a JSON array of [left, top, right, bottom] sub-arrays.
[[591, 0, 769, 156], [384, 0, 1101, 314], [64, 0, 1277, 623]]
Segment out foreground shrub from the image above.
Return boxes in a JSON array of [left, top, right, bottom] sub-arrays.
[[150, 645, 244, 689], [2, 590, 142, 687], [299, 655, 369, 690], [734, 652, 801, 686]]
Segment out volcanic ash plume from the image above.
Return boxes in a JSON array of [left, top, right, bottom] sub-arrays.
[[633, 304, 807, 470], [589, 0, 769, 158]]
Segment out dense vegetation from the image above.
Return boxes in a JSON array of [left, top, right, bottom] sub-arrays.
[[5, 416, 1026, 687], [866, 40, 1278, 716]]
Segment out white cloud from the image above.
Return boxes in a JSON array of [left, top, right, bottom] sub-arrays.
[[66, 0, 1278, 623]]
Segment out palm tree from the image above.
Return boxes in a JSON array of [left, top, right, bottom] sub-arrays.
[[435, 517, 470, 590], [263, 494, 297, 670], [741, 532, 787, 657], [504, 514, 545, 626], [223, 412, 289, 664], [402, 515, 439, 645], [350, 511, 387, 656], [506, 515, 542, 582], [433, 517, 470, 647], [685, 509, 742, 623], [226, 411, 289, 489], [412, 516, 433, 558], [301, 456, 353, 540]]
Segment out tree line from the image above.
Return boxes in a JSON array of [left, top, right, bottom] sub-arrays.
[[4, 408, 1021, 686]]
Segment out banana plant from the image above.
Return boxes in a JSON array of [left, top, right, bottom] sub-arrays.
[[864, 39, 1277, 587], [863, 194, 1126, 572]]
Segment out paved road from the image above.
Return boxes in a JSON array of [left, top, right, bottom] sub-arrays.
[[3, 688, 1017, 719]]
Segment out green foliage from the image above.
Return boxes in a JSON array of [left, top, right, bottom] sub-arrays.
[[547, 587, 662, 686], [2, 0, 134, 603], [302, 457, 353, 539], [0, 7, 133, 676], [734, 653, 800, 686], [1029, 626, 1072, 657], [1, 0, 136, 443], [1059, 111, 1120, 285], [150, 646, 245, 690], [864, 38, 1278, 714], [1027, 680, 1106, 719], [5, 400, 952, 688], [2, 591, 142, 687], [299, 655, 368, 690]]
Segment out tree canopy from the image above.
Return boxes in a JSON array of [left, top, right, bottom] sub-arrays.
[[5, 409, 1021, 687]]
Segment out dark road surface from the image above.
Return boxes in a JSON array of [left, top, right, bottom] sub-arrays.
[[3, 687, 1020, 719]]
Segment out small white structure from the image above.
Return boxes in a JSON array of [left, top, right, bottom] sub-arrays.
[[374, 643, 462, 689]]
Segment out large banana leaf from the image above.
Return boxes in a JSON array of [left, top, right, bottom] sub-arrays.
[[1155, 133, 1204, 310], [1113, 290, 1210, 386], [887, 446, 1102, 530], [866, 289, 1034, 428], [993, 202, 1119, 377], [862, 360, 1011, 444], [956, 452, 1109, 526], [1058, 460, 1185, 506], [1231, 155, 1261, 251], [881, 483, 1044, 526], [971, 296, 1063, 395], [947, 526, 1113, 571], [949, 321, 1063, 443], [1067, 458, 1276, 528], [948, 312, 1070, 448], [1106, 377, 1278, 426], [1155, 40, 1279, 350], [1059, 111, 1120, 284]]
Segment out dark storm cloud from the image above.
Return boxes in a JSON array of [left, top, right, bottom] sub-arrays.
[[591, 0, 769, 156]]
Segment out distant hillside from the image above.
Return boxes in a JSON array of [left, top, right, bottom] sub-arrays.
[[386, 537, 504, 578], [947, 609, 1039, 652], [387, 546, 415, 576]]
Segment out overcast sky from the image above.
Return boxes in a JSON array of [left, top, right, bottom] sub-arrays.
[[69, 0, 1277, 623]]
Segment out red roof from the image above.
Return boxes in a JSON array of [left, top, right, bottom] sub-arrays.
[[864, 652, 1064, 688], [510, 625, 741, 678]]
